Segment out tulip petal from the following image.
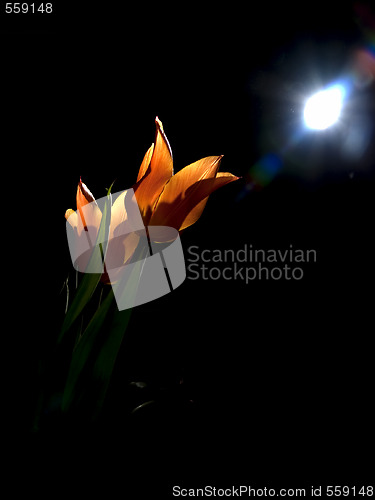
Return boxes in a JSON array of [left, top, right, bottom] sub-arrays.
[[65, 209, 79, 229], [109, 190, 144, 240], [76, 179, 102, 234], [178, 172, 239, 230], [77, 178, 95, 209], [149, 156, 238, 230], [103, 190, 144, 276], [109, 191, 128, 241], [134, 117, 173, 223], [137, 144, 154, 182], [104, 231, 141, 273]]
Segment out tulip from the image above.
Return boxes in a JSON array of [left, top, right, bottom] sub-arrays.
[[65, 117, 239, 274], [65, 180, 140, 279], [134, 117, 239, 230], [60, 118, 239, 415]]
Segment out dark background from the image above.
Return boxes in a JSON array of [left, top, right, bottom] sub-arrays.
[[2, 1, 374, 495]]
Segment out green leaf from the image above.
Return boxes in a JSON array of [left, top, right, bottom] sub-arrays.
[[58, 191, 112, 344], [61, 287, 116, 412], [89, 307, 133, 419], [61, 241, 149, 417]]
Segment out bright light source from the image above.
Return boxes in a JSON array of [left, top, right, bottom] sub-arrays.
[[303, 85, 345, 130]]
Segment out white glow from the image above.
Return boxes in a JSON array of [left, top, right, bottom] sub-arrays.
[[303, 85, 345, 130]]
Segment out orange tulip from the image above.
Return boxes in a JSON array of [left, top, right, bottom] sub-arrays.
[[65, 117, 239, 276], [65, 179, 140, 277], [134, 117, 239, 230]]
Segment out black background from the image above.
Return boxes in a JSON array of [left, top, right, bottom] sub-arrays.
[[2, 1, 375, 496]]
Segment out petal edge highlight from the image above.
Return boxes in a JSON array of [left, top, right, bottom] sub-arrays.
[[134, 118, 173, 224]]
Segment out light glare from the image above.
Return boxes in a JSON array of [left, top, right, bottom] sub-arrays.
[[303, 85, 345, 130]]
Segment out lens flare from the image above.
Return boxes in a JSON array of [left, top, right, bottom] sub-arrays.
[[351, 48, 375, 88], [303, 85, 345, 130], [237, 153, 283, 201]]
